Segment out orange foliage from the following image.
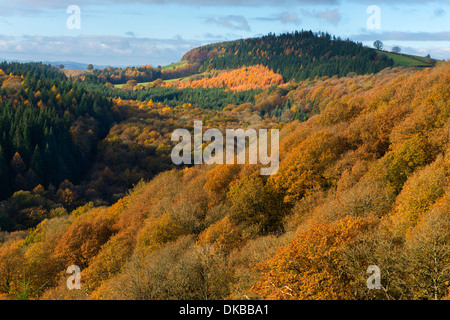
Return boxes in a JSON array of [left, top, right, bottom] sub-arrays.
[[197, 216, 242, 254], [252, 217, 375, 300], [162, 65, 284, 91], [52, 212, 116, 269]]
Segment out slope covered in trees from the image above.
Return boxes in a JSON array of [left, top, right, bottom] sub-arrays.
[[75, 31, 394, 89], [1, 58, 448, 300], [0, 63, 117, 206], [81, 62, 201, 85], [161, 65, 284, 91], [183, 31, 394, 81]]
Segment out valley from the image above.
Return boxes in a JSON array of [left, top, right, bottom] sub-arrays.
[[0, 31, 448, 301]]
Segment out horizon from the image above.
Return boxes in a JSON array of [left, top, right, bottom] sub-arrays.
[[0, 0, 449, 67], [1, 31, 445, 70]]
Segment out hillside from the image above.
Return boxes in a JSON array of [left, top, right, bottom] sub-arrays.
[[75, 31, 395, 88], [0, 62, 116, 207], [183, 31, 394, 81], [0, 53, 449, 300], [160, 65, 285, 91]]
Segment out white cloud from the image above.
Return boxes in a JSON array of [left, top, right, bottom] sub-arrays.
[[2, 0, 338, 9], [0, 34, 204, 66], [397, 46, 450, 60], [352, 31, 450, 42], [4, 0, 445, 11], [302, 9, 341, 25], [254, 12, 301, 25], [277, 12, 300, 25], [206, 16, 251, 31]]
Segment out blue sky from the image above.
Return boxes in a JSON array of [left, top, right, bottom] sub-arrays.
[[0, 0, 449, 67]]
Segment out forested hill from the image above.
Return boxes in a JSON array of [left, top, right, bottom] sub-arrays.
[[77, 31, 394, 86], [1, 60, 448, 301], [0, 62, 117, 204], [183, 31, 394, 81]]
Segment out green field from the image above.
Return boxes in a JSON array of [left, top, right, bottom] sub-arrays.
[[377, 50, 436, 68], [113, 61, 191, 88], [113, 71, 211, 89], [161, 60, 189, 71]]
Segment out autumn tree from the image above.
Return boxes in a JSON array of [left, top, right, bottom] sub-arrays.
[[379, 134, 433, 195], [0, 240, 26, 295], [269, 130, 344, 204], [253, 217, 376, 300], [405, 195, 450, 300], [227, 174, 284, 235], [390, 156, 445, 236], [52, 213, 116, 269], [83, 232, 135, 292], [135, 213, 186, 254], [196, 216, 242, 254]]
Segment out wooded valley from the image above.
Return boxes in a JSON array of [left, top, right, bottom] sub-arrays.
[[0, 32, 449, 300]]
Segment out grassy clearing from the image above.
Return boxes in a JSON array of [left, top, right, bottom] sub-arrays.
[[113, 71, 211, 88], [164, 77, 184, 83], [377, 50, 436, 68], [113, 61, 192, 88], [113, 78, 184, 88], [161, 60, 189, 71]]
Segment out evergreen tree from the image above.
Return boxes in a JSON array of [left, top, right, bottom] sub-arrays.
[[0, 145, 10, 199]]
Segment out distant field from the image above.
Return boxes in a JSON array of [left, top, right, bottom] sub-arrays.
[[165, 77, 184, 83], [161, 60, 189, 71], [377, 50, 436, 68], [113, 72, 210, 88], [113, 78, 185, 89], [113, 61, 191, 88]]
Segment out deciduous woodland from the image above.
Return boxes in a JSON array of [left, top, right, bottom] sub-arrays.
[[0, 31, 449, 300]]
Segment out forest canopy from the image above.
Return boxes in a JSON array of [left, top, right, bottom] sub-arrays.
[[0, 31, 448, 301]]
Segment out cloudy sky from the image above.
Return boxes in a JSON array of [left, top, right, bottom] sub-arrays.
[[0, 0, 449, 67]]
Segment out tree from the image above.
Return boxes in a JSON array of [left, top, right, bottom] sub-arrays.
[[87, 64, 94, 71], [59, 65, 65, 70], [392, 46, 401, 54], [390, 156, 445, 236], [0, 146, 10, 199], [196, 216, 242, 254], [83, 232, 134, 292], [52, 214, 115, 269], [228, 175, 284, 235], [31, 145, 43, 183], [135, 213, 185, 253], [10, 152, 25, 176], [405, 197, 450, 300], [269, 130, 344, 204], [253, 217, 375, 300], [373, 40, 384, 50], [381, 134, 432, 195], [0, 240, 26, 295]]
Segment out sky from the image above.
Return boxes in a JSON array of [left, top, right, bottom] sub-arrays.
[[0, 0, 449, 67]]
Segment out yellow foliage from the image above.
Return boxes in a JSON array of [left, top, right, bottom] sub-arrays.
[[253, 217, 375, 300], [390, 156, 445, 236], [136, 213, 186, 253], [197, 216, 242, 254]]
